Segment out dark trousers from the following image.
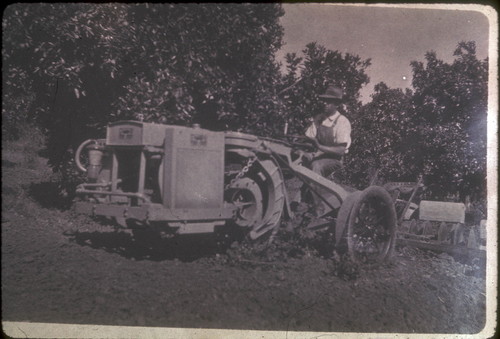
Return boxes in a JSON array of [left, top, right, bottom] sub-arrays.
[[313, 157, 342, 215], [302, 157, 343, 216], [311, 157, 343, 178]]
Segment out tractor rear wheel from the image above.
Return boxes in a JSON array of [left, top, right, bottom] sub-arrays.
[[249, 159, 285, 240], [347, 186, 397, 264], [225, 156, 285, 241], [227, 177, 264, 228]]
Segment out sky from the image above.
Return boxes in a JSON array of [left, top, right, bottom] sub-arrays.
[[275, 4, 491, 103]]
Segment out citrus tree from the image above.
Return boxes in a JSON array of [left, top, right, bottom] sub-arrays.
[[346, 41, 487, 199], [280, 42, 371, 136], [3, 3, 285, 174], [410, 41, 488, 200], [347, 83, 416, 188]]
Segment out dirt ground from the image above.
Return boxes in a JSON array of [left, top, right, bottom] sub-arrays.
[[1, 138, 489, 336]]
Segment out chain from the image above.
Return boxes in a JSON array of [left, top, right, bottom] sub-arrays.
[[225, 156, 257, 190]]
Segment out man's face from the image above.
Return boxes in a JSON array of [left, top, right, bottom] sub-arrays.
[[323, 100, 338, 116]]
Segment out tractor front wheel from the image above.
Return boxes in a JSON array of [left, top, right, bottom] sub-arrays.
[[347, 186, 397, 264]]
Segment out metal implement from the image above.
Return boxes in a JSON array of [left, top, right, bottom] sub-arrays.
[[389, 179, 483, 258], [74, 121, 397, 263]]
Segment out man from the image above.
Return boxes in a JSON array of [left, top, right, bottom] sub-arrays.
[[304, 85, 351, 216]]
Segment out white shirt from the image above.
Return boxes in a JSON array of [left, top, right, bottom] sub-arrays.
[[305, 112, 351, 153]]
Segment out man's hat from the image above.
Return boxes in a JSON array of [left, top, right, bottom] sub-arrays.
[[318, 85, 343, 101]]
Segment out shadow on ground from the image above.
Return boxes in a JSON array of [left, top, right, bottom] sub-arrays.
[[2, 159, 16, 168], [29, 181, 73, 210], [65, 229, 234, 262]]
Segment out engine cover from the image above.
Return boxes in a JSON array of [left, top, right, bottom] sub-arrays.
[[162, 126, 225, 211]]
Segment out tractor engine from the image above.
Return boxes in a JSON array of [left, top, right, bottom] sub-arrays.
[[75, 121, 231, 234]]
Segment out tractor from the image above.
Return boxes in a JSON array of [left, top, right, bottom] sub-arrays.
[[74, 120, 397, 263]]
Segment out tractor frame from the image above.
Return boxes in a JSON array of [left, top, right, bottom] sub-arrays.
[[74, 121, 397, 263]]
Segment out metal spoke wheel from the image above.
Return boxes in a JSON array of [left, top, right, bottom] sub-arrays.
[[347, 186, 396, 264]]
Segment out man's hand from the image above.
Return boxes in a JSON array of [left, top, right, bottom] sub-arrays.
[[305, 136, 319, 148], [314, 139, 347, 157], [301, 151, 314, 164], [302, 152, 312, 161], [311, 137, 320, 149]]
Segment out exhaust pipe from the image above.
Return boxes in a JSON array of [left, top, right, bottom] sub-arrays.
[[75, 139, 105, 181]]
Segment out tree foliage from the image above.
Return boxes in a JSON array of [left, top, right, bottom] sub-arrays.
[[409, 41, 487, 199], [347, 83, 416, 188], [349, 41, 487, 199], [3, 4, 488, 202], [3, 3, 285, 171], [280, 42, 371, 136]]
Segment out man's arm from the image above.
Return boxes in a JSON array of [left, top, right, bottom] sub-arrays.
[[313, 115, 351, 156], [312, 139, 347, 156], [305, 124, 316, 139]]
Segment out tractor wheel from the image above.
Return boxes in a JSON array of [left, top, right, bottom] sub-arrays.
[[227, 177, 264, 228], [225, 157, 285, 241], [334, 191, 362, 252], [347, 186, 397, 264], [250, 159, 285, 240]]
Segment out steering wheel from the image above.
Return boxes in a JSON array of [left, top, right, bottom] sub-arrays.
[[285, 134, 316, 152]]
